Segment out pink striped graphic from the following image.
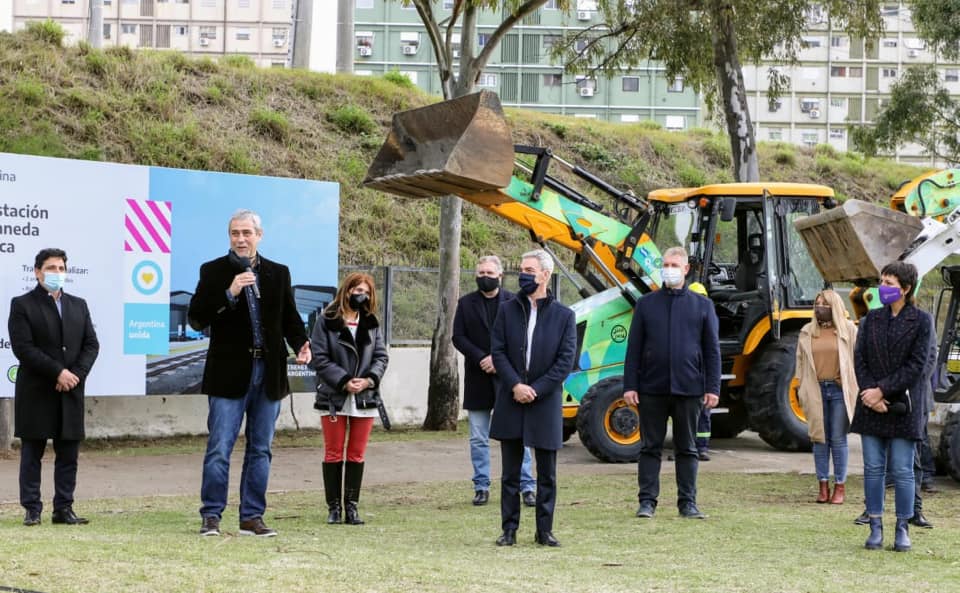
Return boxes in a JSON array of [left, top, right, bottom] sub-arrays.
[[124, 199, 172, 253]]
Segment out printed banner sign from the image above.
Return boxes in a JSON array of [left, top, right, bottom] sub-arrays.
[[0, 152, 339, 396]]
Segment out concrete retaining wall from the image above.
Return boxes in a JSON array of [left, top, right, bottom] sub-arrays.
[[5, 347, 461, 441]]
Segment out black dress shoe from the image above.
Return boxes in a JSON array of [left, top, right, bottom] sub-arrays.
[[522, 490, 536, 507], [495, 529, 517, 546], [908, 511, 933, 529], [472, 490, 489, 506], [535, 531, 561, 547], [51, 507, 89, 525], [23, 510, 41, 526], [679, 502, 706, 519], [854, 511, 870, 525]]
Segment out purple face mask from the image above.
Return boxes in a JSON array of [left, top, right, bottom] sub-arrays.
[[878, 285, 902, 305]]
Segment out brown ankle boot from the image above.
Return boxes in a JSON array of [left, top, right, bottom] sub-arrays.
[[816, 480, 830, 503], [830, 483, 845, 505]]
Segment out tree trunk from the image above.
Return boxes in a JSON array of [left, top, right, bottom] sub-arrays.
[[423, 195, 463, 430], [335, 0, 354, 73], [0, 398, 13, 450], [710, 1, 759, 183]]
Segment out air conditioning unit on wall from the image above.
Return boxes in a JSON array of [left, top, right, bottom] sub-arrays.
[[402, 45, 417, 55], [577, 10, 591, 20], [199, 37, 209, 46], [908, 49, 920, 58], [273, 39, 285, 48], [809, 108, 821, 119], [579, 87, 594, 97], [358, 46, 372, 57]]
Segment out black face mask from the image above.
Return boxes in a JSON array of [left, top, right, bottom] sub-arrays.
[[476, 276, 500, 293], [814, 306, 832, 323], [349, 293, 369, 311], [518, 272, 539, 295]]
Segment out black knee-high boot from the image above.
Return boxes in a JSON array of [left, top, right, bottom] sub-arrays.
[[322, 462, 343, 524], [344, 461, 365, 525]]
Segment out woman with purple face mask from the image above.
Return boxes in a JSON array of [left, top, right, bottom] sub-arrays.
[[850, 261, 934, 553], [795, 289, 859, 505]]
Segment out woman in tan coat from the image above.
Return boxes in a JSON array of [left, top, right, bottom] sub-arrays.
[[795, 289, 859, 504]]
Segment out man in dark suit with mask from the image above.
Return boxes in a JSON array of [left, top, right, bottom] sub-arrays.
[[188, 209, 311, 538], [9, 248, 99, 526], [453, 255, 536, 507], [490, 249, 577, 547]]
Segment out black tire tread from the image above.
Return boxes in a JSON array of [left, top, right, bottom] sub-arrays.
[[938, 410, 960, 482], [743, 331, 811, 452], [576, 376, 640, 463]]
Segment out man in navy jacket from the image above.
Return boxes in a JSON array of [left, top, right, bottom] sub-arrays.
[[623, 246, 720, 520], [452, 255, 536, 507], [490, 249, 577, 547]]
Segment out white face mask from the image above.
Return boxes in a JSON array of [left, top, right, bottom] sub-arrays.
[[661, 267, 684, 288]]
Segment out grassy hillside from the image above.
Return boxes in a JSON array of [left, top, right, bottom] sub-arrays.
[[0, 24, 927, 270]]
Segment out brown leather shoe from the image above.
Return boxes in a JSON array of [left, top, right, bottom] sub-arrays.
[[816, 480, 830, 503], [830, 483, 845, 505], [238, 517, 277, 537]]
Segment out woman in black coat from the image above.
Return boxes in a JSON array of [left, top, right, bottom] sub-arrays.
[[851, 261, 932, 553], [310, 272, 388, 525]]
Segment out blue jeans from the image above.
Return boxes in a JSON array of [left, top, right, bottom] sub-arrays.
[[862, 434, 915, 520], [200, 360, 281, 521], [468, 409, 535, 492], [811, 382, 849, 483]]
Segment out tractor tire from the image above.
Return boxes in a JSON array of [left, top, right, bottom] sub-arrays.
[[710, 398, 749, 439], [743, 331, 812, 452], [937, 410, 960, 482], [562, 420, 577, 443], [576, 376, 642, 463]]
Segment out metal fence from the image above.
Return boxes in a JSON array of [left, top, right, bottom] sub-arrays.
[[340, 265, 578, 346]]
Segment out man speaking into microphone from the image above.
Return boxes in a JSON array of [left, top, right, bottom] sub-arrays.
[[188, 209, 311, 537]]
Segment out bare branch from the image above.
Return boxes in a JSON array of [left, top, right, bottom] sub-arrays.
[[411, 0, 451, 91], [474, 0, 548, 70]]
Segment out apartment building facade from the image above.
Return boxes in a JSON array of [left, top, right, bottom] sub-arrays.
[[10, 0, 295, 68], [353, 0, 704, 131], [741, 3, 958, 164]]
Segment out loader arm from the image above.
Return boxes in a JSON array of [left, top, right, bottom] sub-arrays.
[[362, 90, 663, 294]]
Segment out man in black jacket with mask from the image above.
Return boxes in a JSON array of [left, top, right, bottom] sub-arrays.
[[490, 249, 577, 547], [623, 246, 721, 520], [453, 255, 536, 507]]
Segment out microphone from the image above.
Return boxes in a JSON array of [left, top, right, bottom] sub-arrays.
[[237, 256, 260, 299]]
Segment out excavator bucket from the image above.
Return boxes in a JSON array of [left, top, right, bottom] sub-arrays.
[[794, 199, 924, 283], [363, 90, 514, 198]]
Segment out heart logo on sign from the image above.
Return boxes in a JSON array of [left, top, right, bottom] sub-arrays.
[[131, 260, 164, 296], [142, 272, 155, 284]]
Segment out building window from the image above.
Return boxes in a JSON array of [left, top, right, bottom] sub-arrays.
[[768, 128, 783, 141], [801, 36, 822, 48], [830, 36, 848, 47], [400, 31, 421, 55], [543, 73, 562, 87], [800, 98, 820, 113], [622, 76, 639, 92], [238, 0, 250, 7], [829, 128, 845, 140], [199, 26, 216, 40], [121, 24, 137, 34], [544, 0, 558, 8], [272, 28, 288, 42], [880, 4, 899, 16], [478, 33, 490, 47], [236, 28, 250, 41], [621, 114, 640, 123], [103, 0, 112, 4], [802, 132, 818, 146], [272, 0, 288, 9], [174, 25, 188, 35], [882, 68, 898, 78], [768, 98, 783, 112], [200, 0, 215, 7], [574, 38, 589, 53], [478, 73, 498, 87], [667, 77, 684, 92], [103, 23, 111, 39], [543, 34, 560, 48], [848, 67, 863, 78], [830, 97, 845, 107], [882, 38, 898, 47], [61, 0, 76, 4], [356, 0, 374, 8], [830, 66, 846, 77], [443, 0, 454, 8]]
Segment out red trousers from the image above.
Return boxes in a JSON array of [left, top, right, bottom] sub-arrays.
[[321, 415, 374, 462]]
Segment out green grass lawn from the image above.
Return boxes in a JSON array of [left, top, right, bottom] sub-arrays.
[[1, 473, 958, 593]]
